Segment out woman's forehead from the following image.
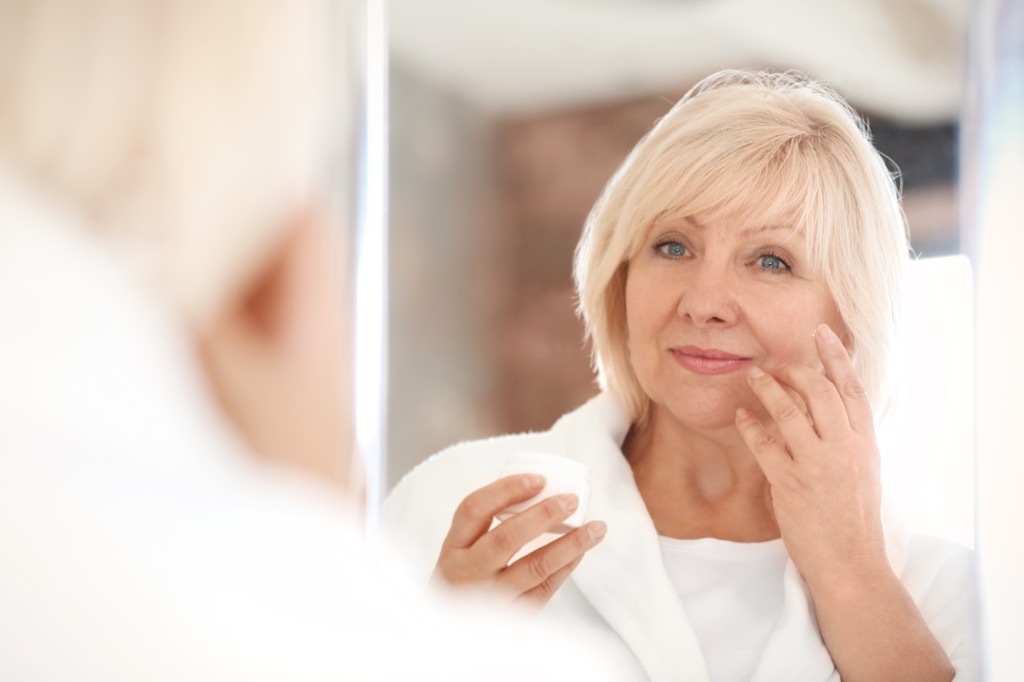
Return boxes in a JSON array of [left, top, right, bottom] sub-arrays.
[[646, 210, 807, 242]]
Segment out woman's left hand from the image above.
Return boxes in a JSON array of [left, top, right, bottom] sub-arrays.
[[735, 323, 889, 589]]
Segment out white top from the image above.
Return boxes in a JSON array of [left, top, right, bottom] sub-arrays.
[[383, 391, 981, 681], [659, 537, 788, 682]]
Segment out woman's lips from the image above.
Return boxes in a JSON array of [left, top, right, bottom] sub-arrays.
[[671, 346, 752, 375]]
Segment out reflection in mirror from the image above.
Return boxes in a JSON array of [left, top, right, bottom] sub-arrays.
[[380, 1, 987, 675], [388, 0, 971, 546]]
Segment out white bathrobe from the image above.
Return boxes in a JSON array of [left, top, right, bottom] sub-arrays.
[[383, 391, 980, 681], [0, 165, 627, 682]]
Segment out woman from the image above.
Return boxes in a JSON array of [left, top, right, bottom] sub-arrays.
[[0, 1, 628, 679], [382, 70, 977, 681]]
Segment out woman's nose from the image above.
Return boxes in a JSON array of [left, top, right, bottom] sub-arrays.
[[676, 262, 739, 327]]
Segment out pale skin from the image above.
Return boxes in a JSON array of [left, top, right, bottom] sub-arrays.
[[737, 327, 953, 682], [199, 206, 354, 494], [432, 474, 607, 606], [204, 205, 601, 590], [625, 213, 952, 681], [435, 211, 953, 679]]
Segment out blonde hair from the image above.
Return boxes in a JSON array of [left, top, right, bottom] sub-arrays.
[[574, 70, 909, 423], [0, 0, 338, 326]]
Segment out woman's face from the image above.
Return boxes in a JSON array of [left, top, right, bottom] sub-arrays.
[[624, 212, 848, 430]]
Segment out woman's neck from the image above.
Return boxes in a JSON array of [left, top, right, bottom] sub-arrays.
[[624, 406, 780, 542]]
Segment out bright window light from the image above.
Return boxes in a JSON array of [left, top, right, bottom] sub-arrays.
[[878, 255, 974, 549]]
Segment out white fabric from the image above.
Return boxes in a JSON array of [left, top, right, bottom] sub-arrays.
[[0, 164, 625, 682], [658, 537, 787, 682], [383, 391, 982, 682]]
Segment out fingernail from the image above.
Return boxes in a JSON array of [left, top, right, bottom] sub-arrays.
[[557, 494, 579, 512], [588, 521, 607, 541], [748, 366, 765, 381], [524, 474, 544, 490], [816, 324, 838, 343]]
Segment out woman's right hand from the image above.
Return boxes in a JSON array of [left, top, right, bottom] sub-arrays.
[[432, 474, 607, 607]]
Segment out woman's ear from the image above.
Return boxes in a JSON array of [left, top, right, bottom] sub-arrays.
[[197, 207, 353, 491]]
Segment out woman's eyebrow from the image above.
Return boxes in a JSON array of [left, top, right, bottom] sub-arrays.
[[740, 223, 800, 237], [684, 215, 802, 238]]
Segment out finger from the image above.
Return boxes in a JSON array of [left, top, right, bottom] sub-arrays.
[[781, 383, 812, 421], [515, 556, 583, 607], [476, 493, 580, 566], [746, 367, 819, 453], [735, 407, 793, 481], [775, 363, 849, 437], [503, 521, 606, 599], [443, 474, 545, 549], [814, 324, 875, 434]]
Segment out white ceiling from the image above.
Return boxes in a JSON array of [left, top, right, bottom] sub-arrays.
[[389, 0, 966, 123]]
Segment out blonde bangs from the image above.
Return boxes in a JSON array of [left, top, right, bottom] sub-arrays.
[[623, 123, 847, 281], [576, 70, 908, 422]]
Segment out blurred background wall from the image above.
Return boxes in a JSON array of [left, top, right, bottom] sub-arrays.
[[386, 0, 967, 490]]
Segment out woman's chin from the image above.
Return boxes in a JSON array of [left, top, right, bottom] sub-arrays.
[[646, 383, 764, 432], [664, 400, 754, 432]]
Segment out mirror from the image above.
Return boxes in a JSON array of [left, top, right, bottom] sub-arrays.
[[385, 0, 971, 545]]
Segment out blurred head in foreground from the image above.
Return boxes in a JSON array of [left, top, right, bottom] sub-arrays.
[[0, 4, 639, 680], [0, 0, 352, 487]]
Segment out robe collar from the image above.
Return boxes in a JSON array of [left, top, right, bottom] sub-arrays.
[[551, 392, 910, 682]]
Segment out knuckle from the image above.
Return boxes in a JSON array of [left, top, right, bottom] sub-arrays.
[[532, 576, 556, 601], [824, 343, 848, 362], [436, 558, 469, 585], [814, 381, 836, 401], [445, 566, 470, 585], [505, 475, 532, 497], [490, 526, 518, 555], [840, 378, 867, 400], [753, 432, 776, 452], [539, 498, 562, 523], [528, 553, 553, 583], [777, 402, 804, 423], [455, 494, 484, 522]]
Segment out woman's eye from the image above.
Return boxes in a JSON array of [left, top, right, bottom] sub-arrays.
[[656, 241, 687, 258], [757, 253, 791, 272]]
